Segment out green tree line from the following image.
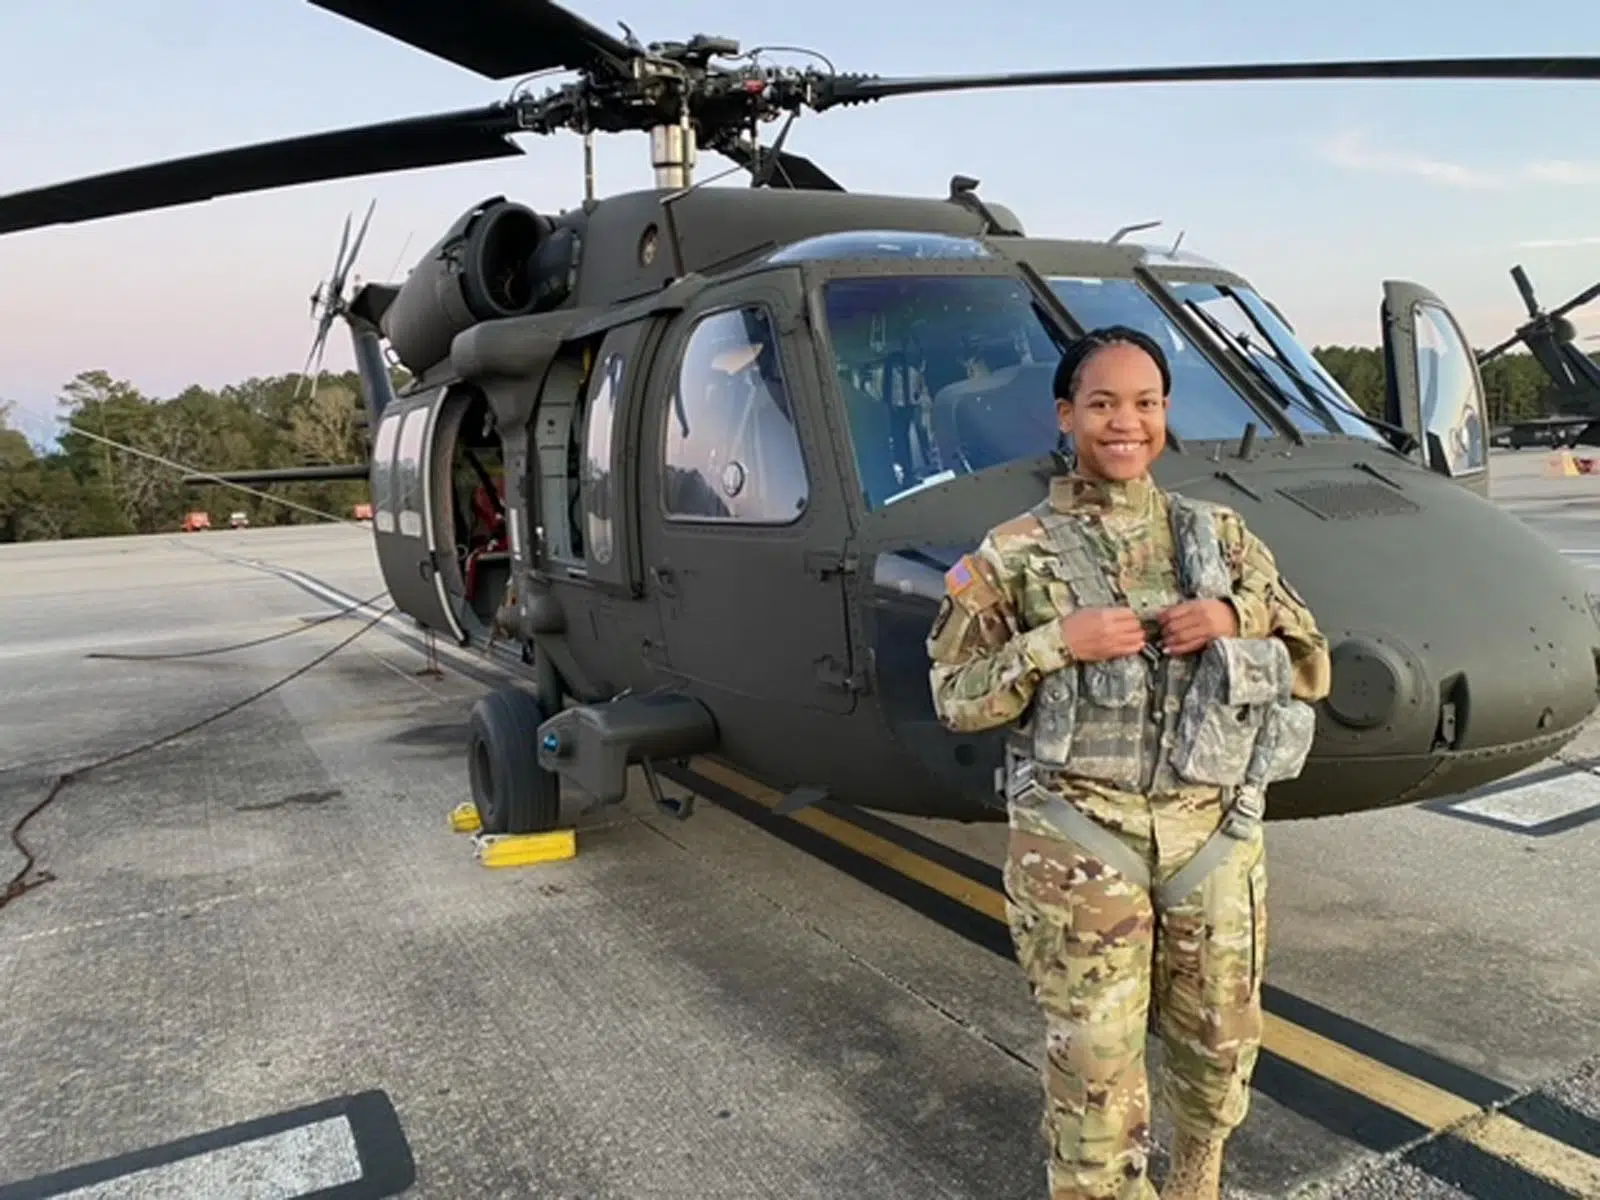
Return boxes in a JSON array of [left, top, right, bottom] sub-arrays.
[[0, 347, 1589, 543], [1313, 344, 1591, 426], [0, 369, 383, 543]]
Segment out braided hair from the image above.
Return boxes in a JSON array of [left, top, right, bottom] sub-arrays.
[[1050, 325, 1171, 463], [1051, 325, 1172, 404]]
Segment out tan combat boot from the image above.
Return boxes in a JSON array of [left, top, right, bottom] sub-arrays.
[[1162, 1129, 1224, 1200]]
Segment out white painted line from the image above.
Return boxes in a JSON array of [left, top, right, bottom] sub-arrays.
[[54, 1116, 361, 1199], [274, 569, 491, 678], [1452, 769, 1600, 829]]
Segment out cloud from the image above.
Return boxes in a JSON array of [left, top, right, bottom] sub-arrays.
[[1524, 160, 1600, 186], [1516, 235, 1600, 250], [1317, 130, 1503, 189], [1318, 131, 1600, 191]]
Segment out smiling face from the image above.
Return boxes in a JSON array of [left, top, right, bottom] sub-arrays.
[[1056, 340, 1170, 482]]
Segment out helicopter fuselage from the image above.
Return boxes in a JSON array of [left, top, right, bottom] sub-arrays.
[[349, 184, 1600, 827]]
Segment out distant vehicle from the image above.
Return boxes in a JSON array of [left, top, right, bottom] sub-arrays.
[[229, 511, 250, 529], [1507, 416, 1590, 450], [353, 503, 373, 521], [181, 512, 210, 533]]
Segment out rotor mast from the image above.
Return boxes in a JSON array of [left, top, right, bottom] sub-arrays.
[[650, 119, 697, 189]]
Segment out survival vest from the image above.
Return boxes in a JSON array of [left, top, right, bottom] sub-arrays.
[[1000, 490, 1317, 902]]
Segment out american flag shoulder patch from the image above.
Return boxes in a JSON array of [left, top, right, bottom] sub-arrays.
[[945, 555, 977, 596]]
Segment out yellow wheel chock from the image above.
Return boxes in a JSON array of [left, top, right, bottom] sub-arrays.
[[450, 801, 576, 866], [472, 829, 577, 868]]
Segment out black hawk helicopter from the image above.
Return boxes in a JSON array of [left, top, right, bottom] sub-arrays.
[[1478, 265, 1600, 448], [4, 0, 1598, 836]]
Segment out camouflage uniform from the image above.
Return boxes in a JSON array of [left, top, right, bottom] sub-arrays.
[[927, 472, 1331, 1200]]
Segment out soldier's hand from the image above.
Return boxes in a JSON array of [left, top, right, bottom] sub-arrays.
[[1158, 599, 1238, 656], [1059, 607, 1146, 662]]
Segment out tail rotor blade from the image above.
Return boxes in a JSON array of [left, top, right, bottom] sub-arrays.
[[333, 199, 377, 297], [299, 199, 380, 398], [330, 211, 352, 289]]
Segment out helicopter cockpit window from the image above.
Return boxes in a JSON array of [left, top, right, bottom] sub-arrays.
[[662, 306, 810, 524], [1048, 278, 1275, 444], [767, 230, 995, 264], [820, 275, 1064, 509], [1163, 280, 1386, 444], [1413, 301, 1487, 475]]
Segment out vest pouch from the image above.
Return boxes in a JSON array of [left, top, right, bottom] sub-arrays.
[[1169, 637, 1288, 787], [1250, 697, 1317, 784], [1084, 656, 1145, 707], [1060, 656, 1149, 791], [1029, 669, 1079, 767]]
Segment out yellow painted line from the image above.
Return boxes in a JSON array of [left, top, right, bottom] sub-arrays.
[[1262, 1014, 1600, 1195], [1464, 1113, 1600, 1198], [686, 756, 1600, 1198], [1261, 1012, 1482, 1128], [696, 760, 1008, 923]]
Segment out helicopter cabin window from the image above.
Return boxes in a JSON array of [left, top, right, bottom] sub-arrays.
[[1413, 301, 1487, 476], [394, 405, 430, 538], [661, 306, 809, 525], [370, 409, 401, 534], [581, 350, 623, 565], [1162, 280, 1386, 445]]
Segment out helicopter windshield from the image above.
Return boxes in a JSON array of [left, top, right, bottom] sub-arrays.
[[1158, 281, 1387, 444], [820, 273, 1275, 509], [1046, 276, 1285, 441]]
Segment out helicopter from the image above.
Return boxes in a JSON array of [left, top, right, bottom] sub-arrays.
[[3, 0, 1599, 838], [1478, 265, 1600, 447]]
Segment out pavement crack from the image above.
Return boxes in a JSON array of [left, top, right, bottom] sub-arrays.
[[636, 811, 1040, 1077]]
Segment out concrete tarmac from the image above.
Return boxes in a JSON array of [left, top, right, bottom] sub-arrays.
[[0, 448, 1597, 1199]]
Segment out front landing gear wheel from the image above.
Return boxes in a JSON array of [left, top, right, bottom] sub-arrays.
[[467, 686, 560, 835]]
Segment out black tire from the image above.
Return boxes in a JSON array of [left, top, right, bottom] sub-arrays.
[[467, 686, 560, 835]]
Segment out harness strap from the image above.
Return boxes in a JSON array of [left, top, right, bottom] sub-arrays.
[[1150, 785, 1263, 909], [1005, 751, 1264, 909], [1006, 753, 1152, 890]]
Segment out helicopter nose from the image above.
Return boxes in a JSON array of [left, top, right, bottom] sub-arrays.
[[865, 458, 1600, 820], [1200, 463, 1600, 801]]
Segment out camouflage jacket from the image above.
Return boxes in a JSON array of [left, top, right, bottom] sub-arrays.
[[926, 473, 1332, 820]]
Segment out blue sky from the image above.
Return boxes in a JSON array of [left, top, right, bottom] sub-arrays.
[[5, 0, 1600, 445]]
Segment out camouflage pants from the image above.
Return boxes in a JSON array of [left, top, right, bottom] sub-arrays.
[[1002, 805, 1267, 1200]]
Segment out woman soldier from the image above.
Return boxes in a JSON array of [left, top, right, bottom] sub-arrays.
[[926, 326, 1332, 1200]]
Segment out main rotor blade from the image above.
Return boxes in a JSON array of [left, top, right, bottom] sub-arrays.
[[1550, 278, 1600, 321], [815, 56, 1600, 110], [309, 0, 636, 80], [0, 105, 523, 236]]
